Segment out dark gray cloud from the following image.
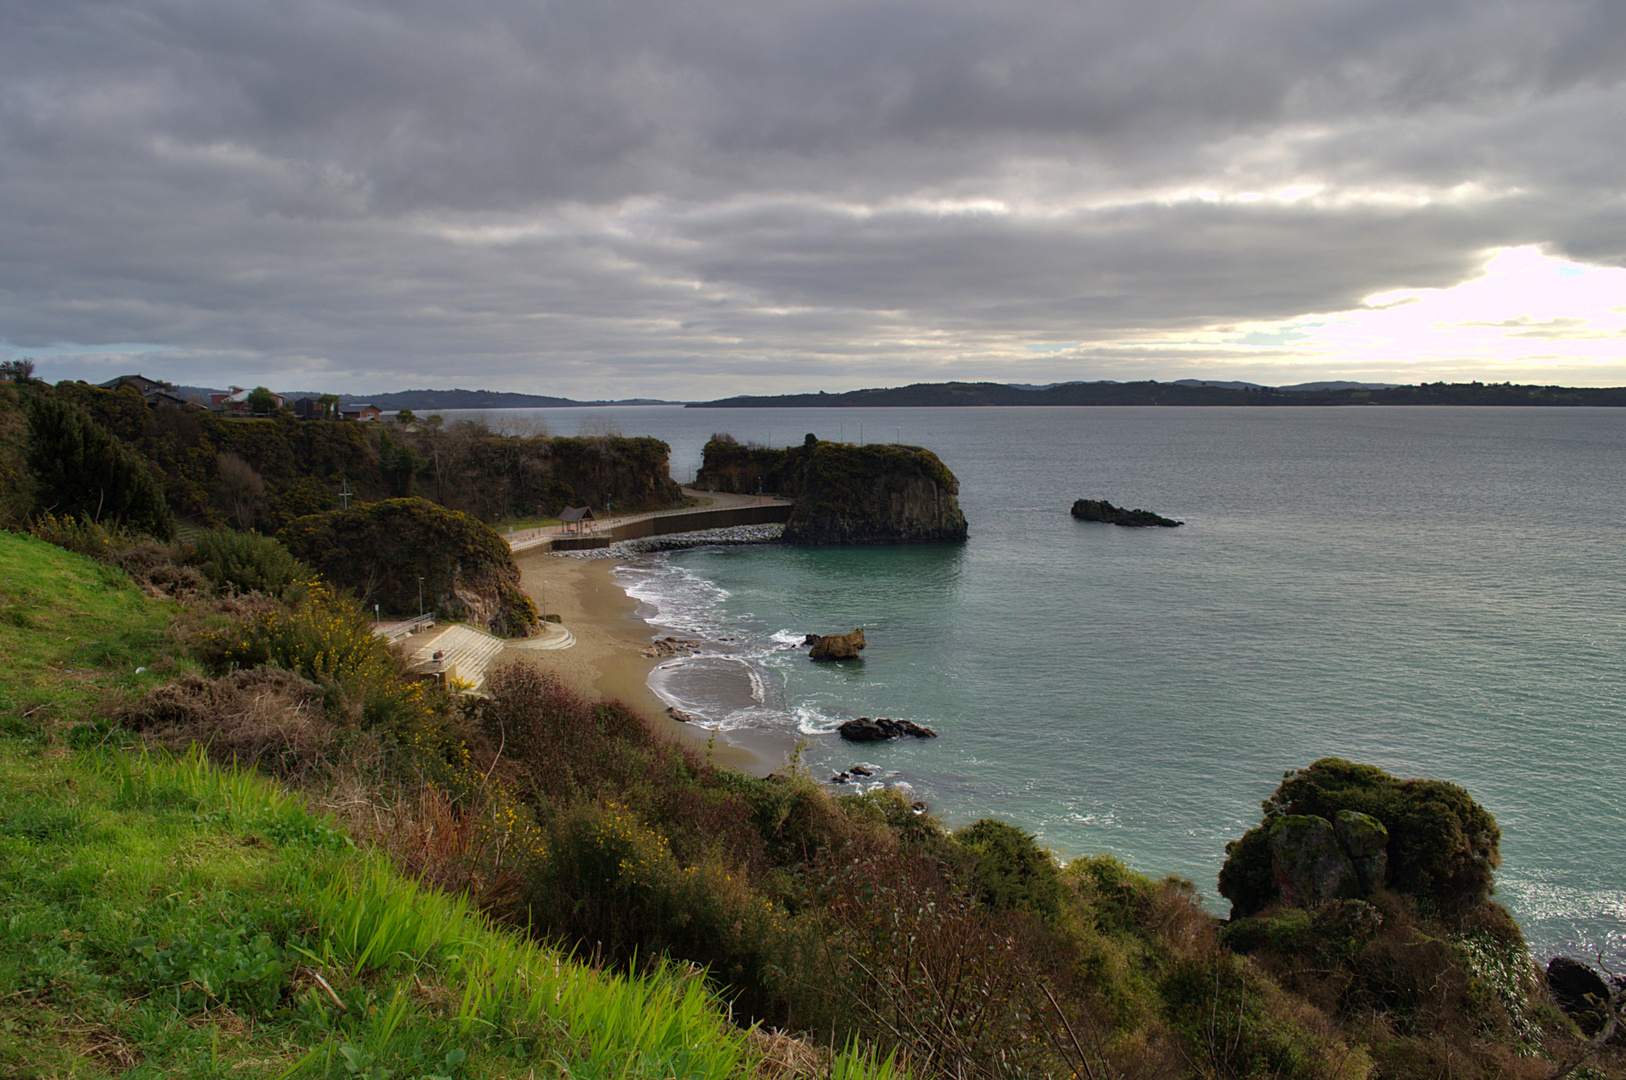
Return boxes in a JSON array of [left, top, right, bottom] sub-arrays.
[[3, 0, 1624, 395]]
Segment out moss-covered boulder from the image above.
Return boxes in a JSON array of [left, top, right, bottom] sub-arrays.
[[1335, 809, 1390, 893], [1269, 815, 1359, 907], [279, 497, 538, 636]]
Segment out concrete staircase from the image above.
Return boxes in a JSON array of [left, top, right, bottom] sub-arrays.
[[409, 624, 507, 691]]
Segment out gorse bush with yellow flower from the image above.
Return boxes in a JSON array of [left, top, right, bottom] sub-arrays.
[[200, 582, 456, 771]]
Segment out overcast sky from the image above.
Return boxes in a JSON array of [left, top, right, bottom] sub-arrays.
[[4, 0, 1625, 398]]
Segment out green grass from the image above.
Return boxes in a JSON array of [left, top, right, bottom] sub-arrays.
[[0, 531, 183, 733], [0, 531, 902, 1080], [489, 514, 562, 533], [0, 743, 772, 1079]]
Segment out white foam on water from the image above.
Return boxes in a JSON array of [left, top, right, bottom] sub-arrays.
[[613, 556, 732, 638], [792, 703, 846, 736]]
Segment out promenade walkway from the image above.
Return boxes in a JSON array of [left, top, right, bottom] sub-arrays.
[[507, 488, 791, 554]]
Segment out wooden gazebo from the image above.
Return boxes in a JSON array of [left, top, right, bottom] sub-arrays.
[[559, 506, 596, 535]]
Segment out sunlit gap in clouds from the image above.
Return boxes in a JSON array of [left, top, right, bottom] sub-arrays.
[[1045, 247, 1626, 386]]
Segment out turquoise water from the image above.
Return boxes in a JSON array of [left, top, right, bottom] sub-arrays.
[[458, 405, 1626, 962]]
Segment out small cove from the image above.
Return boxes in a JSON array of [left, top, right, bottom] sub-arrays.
[[451, 404, 1626, 963]]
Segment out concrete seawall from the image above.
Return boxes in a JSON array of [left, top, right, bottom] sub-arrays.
[[549, 501, 792, 552]]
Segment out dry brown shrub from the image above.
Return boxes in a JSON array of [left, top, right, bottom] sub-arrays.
[[747, 1027, 830, 1080], [318, 781, 526, 916], [116, 669, 337, 781], [105, 538, 210, 601]]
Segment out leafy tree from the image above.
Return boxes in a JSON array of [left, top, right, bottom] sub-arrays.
[[395, 408, 416, 425], [317, 393, 340, 420], [245, 386, 277, 415], [214, 451, 265, 530], [25, 393, 175, 540], [0, 358, 36, 383]]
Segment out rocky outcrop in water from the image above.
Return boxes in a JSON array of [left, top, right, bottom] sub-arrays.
[[1070, 499, 1182, 527], [643, 637, 700, 659], [696, 436, 968, 544], [808, 628, 866, 661], [1269, 816, 1359, 907], [838, 717, 938, 741]]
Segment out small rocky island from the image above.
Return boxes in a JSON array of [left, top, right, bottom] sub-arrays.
[[696, 434, 968, 544], [806, 628, 865, 661], [1070, 498, 1182, 527]]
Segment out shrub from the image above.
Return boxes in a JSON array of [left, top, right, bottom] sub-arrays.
[[521, 798, 819, 1021], [199, 584, 456, 776], [191, 527, 311, 601], [953, 818, 1064, 922], [29, 511, 207, 600], [25, 392, 175, 540], [1159, 950, 1371, 1080], [1219, 758, 1501, 917], [116, 669, 336, 781]]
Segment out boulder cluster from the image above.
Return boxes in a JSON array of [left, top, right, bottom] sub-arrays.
[[642, 636, 699, 659], [837, 717, 938, 742]]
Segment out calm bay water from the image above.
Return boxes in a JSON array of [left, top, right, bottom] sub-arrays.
[[451, 405, 1626, 961]]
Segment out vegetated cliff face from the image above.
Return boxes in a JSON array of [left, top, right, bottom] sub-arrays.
[[278, 497, 538, 636], [696, 437, 967, 544], [40, 382, 684, 531]]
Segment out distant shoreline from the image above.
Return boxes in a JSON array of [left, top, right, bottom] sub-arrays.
[[687, 379, 1626, 408]]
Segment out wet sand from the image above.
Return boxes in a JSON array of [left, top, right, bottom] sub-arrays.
[[502, 550, 790, 777]]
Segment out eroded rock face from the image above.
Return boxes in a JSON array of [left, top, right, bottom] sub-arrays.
[[1547, 957, 1620, 1039], [696, 438, 969, 544], [1269, 815, 1358, 907], [838, 717, 938, 741], [809, 628, 866, 660], [1335, 810, 1390, 892]]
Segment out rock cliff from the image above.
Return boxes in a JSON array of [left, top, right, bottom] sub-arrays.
[[696, 436, 967, 545]]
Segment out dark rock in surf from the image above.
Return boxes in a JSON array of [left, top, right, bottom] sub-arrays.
[[1070, 499, 1182, 527], [838, 716, 938, 742]]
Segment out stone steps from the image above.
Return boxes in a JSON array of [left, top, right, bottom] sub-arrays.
[[411, 624, 507, 691]]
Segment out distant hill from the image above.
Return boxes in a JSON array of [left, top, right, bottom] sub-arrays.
[[176, 387, 677, 409], [690, 379, 1626, 408]]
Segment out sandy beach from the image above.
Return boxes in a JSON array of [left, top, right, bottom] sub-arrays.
[[500, 549, 789, 776]]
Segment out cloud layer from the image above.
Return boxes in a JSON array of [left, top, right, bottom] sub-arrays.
[[4, 0, 1625, 394]]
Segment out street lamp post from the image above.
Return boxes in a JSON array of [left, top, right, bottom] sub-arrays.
[[418, 576, 424, 618]]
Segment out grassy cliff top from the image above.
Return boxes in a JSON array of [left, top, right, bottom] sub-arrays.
[[0, 531, 895, 1080]]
